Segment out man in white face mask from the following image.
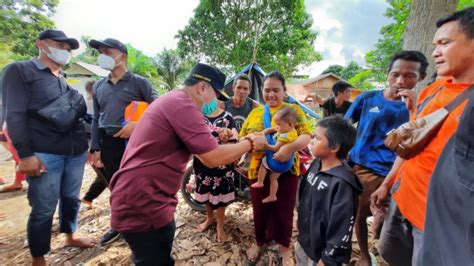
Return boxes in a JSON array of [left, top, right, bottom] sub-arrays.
[[86, 38, 159, 245], [2, 29, 96, 266]]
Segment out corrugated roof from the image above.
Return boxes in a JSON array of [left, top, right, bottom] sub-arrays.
[[74, 61, 110, 77]]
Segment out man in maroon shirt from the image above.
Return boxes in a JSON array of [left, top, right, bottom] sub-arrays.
[[110, 63, 266, 265]]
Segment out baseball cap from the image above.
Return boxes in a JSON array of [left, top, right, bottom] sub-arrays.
[[189, 63, 229, 101], [38, 30, 79, 50], [89, 38, 128, 54]]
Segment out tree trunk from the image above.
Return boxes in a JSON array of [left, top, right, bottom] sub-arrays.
[[403, 0, 458, 90]]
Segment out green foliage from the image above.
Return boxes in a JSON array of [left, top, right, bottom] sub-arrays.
[[340, 61, 363, 81], [73, 36, 99, 65], [126, 44, 157, 78], [320, 65, 344, 76], [348, 70, 376, 91], [154, 48, 190, 90], [365, 0, 410, 83], [0, 0, 58, 67], [362, 0, 472, 88], [148, 77, 172, 96], [458, 0, 474, 10], [320, 61, 363, 81], [0, 43, 16, 68], [176, 0, 321, 77]]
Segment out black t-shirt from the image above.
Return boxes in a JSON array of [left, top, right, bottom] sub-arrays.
[[320, 97, 352, 117]]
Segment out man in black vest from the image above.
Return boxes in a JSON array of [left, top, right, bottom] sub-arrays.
[[2, 29, 95, 266]]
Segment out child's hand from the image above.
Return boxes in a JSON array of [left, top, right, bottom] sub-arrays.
[[262, 128, 277, 135], [217, 127, 233, 143], [273, 145, 292, 161]]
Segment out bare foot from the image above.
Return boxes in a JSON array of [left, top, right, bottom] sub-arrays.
[[64, 237, 97, 248], [262, 195, 277, 203], [246, 243, 262, 263], [32, 256, 46, 266], [0, 176, 5, 184], [0, 183, 22, 193], [280, 250, 295, 266], [251, 182, 264, 188], [185, 183, 193, 193], [217, 229, 232, 243], [81, 198, 94, 208], [356, 256, 372, 266], [0, 212, 6, 221], [197, 218, 215, 232]]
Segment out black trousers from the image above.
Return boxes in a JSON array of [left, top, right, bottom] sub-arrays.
[[122, 220, 176, 266], [83, 130, 126, 202]]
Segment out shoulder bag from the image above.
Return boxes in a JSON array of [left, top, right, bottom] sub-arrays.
[[384, 85, 474, 159], [37, 78, 87, 132]]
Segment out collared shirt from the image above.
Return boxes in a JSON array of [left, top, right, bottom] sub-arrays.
[[90, 71, 158, 150], [2, 59, 87, 158], [110, 89, 218, 233]]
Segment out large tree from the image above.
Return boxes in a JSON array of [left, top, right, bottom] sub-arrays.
[[364, 0, 411, 83], [320, 65, 344, 77], [126, 45, 157, 78], [176, 0, 321, 77], [362, 0, 472, 88], [0, 0, 58, 67], [340, 61, 363, 81], [73, 36, 100, 65]]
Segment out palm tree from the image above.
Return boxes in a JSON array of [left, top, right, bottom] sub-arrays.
[[154, 48, 187, 90]]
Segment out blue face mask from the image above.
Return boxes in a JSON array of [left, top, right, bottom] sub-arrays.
[[201, 97, 218, 116]]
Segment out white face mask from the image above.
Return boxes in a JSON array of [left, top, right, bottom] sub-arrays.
[[98, 53, 122, 70], [43, 45, 71, 65]]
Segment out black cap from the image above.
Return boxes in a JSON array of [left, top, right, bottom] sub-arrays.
[[189, 63, 229, 101], [38, 30, 79, 50], [89, 38, 128, 54]]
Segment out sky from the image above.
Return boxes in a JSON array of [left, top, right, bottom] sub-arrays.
[[53, 0, 391, 77]]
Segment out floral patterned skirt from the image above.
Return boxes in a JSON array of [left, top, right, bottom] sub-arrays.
[[193, 167, 235, 210]]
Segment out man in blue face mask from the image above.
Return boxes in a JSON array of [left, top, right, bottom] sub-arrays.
[[2, 29, 95, 266], [109, 63, 268, 265], [86, 37, 159, 245]]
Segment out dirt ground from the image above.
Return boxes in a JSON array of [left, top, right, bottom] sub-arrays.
[[0, 146, 386, 265]]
